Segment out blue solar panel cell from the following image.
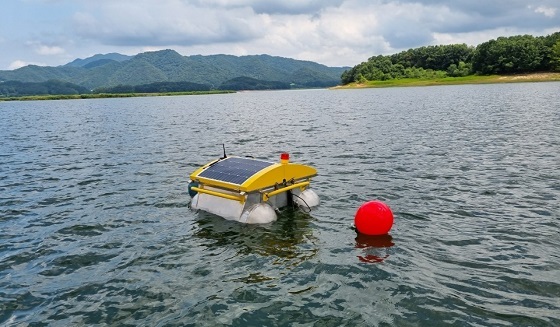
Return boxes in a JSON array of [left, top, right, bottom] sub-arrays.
[[197, 157, 274, 185]]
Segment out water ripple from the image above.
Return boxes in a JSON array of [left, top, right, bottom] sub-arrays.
[[1, 84, 559, 326]]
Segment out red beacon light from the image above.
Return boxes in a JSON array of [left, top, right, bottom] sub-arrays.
[[280, 152, 290, 164]]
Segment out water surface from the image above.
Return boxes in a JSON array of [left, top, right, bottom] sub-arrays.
[[1, 83, 559, 326]]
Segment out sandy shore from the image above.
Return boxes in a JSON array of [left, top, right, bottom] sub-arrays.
[[334, 72, 560, 89]]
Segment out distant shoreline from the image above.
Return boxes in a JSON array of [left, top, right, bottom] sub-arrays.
[[332, 72, 560, 89], [2, 73, 560, 101], [0, 90, 234, 102]]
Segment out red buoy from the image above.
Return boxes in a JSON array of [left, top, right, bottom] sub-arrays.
[[354, 200, 394, 235]]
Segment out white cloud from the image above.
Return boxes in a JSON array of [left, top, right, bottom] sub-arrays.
[[25, 40, 67, 55], [36, 45, 66, 55], [534, 6, 557, 18], [8, 60, 46, 70], [432, 26, 560, 48], [193, 0, 345, 14], [72, 1, 266, 46]]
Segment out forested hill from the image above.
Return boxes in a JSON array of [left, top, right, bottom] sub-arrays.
[[65, 53, 132, 68], [341, 32, 560, 84], [0, 50, 347, 93]]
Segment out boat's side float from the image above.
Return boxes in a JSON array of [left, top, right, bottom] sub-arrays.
[[188, 153, 319, 224]]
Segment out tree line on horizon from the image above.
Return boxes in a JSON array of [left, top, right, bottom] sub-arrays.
[[341, 32, 560, 84], [0, 80, 90, 97], [0, 77, 297, 97]]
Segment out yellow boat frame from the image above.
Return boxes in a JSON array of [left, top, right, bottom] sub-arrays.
[[189, 156, 317, 203]]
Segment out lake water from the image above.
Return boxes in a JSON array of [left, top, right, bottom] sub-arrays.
[[1, 83, 559, 326]]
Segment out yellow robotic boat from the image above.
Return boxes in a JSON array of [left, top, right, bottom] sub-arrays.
[[188, 152, 319, 224]]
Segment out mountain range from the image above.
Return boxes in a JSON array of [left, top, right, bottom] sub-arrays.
[[0, 50, 348, 92]]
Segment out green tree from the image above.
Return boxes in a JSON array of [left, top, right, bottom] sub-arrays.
[[539, 32, 560, 70], [357, 73, 367, 84], [447, 61, 472, 77], [390, 63, 405, 78], [551, 40, 560, 71], [473, 35, 545, 74], [390, 44, 474, 71]]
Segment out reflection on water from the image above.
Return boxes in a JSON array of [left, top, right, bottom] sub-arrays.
[[193, 207, 318, 264], [355, 233, 395, 263]]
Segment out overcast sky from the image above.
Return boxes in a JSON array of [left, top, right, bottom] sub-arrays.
[[1, 0, 559, 70]]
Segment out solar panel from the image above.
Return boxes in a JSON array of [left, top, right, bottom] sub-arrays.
[[197, 157, 274, 185]]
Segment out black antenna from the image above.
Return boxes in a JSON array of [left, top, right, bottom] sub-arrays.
[[222, 144, 227, 159]]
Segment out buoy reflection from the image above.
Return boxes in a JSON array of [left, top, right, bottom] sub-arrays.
[[355, 233, 394, 263]]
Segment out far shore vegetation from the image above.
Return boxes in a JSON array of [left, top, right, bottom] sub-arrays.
[[334, 72, 560, 89], [339, 32, 560, 88], [0, 90, 233, 102], [2, 72, 558, 101], [1, 32, 559, 101]]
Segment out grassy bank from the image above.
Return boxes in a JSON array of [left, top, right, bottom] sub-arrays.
[[0, 90, 235, 102], [334, 72, 560, 89]]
